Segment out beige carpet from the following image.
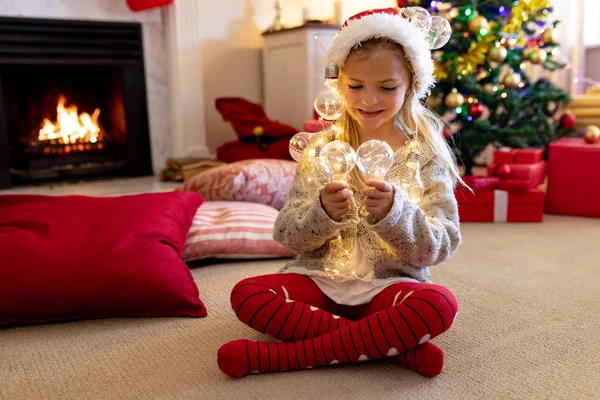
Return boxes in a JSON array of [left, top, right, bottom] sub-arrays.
[[2, 215, 599, 400]]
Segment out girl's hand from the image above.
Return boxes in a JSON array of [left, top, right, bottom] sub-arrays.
[[320, 181, 353, 222], [362, 180, 395, 222]]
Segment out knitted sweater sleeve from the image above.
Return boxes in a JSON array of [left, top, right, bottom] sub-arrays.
[[273, 163, 355, 255], [367, 157, 461, 267]]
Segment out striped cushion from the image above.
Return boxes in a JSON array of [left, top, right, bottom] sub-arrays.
[[183, 201, 295, 261]]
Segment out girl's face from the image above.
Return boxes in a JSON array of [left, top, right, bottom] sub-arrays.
[[340, 47, 411, 134]]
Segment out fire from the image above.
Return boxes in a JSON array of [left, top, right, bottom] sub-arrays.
[[38, 95, 103, 144]]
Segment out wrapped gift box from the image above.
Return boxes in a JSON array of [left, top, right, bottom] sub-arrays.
[[487, 161, 547, 189], [493, 148, 544, 164], [455, 187, 545, 222], [546, 137, 600, 217], [566, 86, 600, 132]]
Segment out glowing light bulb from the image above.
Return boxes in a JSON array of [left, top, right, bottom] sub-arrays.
[[318, 140, 356, 181], [356, 139, 395, 181], [427, 16, 452, 49], [314, 63, 346, 121], [289, 131, 316, 162], [318, 140, 358, 281], [400, 150, 424, 202], [401, 6, 432, 32]]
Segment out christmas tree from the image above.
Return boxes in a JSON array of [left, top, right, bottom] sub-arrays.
[[399, 0, 575, 175]]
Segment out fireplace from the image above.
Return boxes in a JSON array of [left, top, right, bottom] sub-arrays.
[[0, 16, 153, 189]]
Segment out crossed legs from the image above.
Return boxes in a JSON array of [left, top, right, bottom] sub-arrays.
[[218, 273, 457, 378]]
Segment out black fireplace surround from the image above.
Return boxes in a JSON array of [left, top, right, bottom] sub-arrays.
[[0, 16, 153, 188]]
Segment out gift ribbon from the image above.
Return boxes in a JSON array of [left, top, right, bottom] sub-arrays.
[[493, 190, 509, 222]]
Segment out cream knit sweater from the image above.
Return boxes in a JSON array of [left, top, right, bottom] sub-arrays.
[[273, 134, 461, 283]]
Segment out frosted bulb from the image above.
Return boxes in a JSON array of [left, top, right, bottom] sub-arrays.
[[289, 131, 316, 162], [400, 150, 424, 202], [401, 6, 432, 32], [318, 140, 356, 181], [314, 79, 346, 121], [356, 140, 395, 181], [427, 16, 452, 50]]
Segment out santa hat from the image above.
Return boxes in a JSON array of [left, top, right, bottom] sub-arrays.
[[328, 8, 448, 99]]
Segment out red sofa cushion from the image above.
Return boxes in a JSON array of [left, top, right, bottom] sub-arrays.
[[216, 139, 293, 163], [0, 191, 207, 326], [215, 97, 298, 140]]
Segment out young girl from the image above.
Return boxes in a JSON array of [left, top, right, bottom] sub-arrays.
[[218, 7, 463, 378]]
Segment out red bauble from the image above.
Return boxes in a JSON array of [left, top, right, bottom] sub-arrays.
[[396, 0, 410, 6], [560, 112, 576, 129], [443, 128, 452, 140], [468, 103, 484, 118], [494, 164, 512, 179]]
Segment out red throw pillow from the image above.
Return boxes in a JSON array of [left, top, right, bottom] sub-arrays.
[[178, 159, 297, 210], [216, 139, 293, 163], [126, 0, 173, 11], [0, 192, 207, 326], [183, 201, 295, 261], [215, 97, 298, 140]]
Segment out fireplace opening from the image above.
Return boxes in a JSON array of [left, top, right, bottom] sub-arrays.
[[0, 16, 153, 189]]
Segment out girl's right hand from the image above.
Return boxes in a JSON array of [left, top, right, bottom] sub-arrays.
[[320, 181, 353, 222]]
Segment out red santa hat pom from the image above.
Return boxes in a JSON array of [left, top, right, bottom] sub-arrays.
[[327, 7, 451, 99]]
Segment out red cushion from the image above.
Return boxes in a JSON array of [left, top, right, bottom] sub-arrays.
[[183, 201, 295, 261], [178, 159, 297, 210], [0, 192, 207, 326], [126, 0, 173, 11], [215, 97, 298, 140], [216, 140, 293, 163]]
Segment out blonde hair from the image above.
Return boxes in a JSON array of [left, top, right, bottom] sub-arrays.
[[332, 38, 467, 190]]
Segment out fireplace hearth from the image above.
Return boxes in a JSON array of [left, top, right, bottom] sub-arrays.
[[0, 16, 153, 188]]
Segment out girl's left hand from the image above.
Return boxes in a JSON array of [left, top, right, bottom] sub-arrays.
[[362, 180, 395, 222]]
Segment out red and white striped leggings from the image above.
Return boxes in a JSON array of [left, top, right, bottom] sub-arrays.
[[218, 272, 458, 378]]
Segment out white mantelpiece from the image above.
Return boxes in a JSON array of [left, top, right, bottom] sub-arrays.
[[0, 0, 172, 173], [163, 0, 209, 158]]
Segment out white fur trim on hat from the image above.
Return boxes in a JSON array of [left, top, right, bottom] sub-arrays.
[[328, 8, 434, 99]]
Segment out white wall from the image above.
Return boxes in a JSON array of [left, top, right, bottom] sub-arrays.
[[197, 0, 395, 153], [196, 0, 593, 153]]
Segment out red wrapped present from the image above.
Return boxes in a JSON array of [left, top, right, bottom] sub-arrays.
[[455, 185, 545, 223], [546, 137, 600, 217], [462, 176, 501, 192], [487, 161, 546, 189], [493, 148, 544, 164]]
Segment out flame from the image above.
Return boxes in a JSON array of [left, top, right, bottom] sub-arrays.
[[38, 95, 102, 144]]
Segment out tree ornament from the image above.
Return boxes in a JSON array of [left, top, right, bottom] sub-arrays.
[[444, 89, 464, 108], [582, 125, 600, 144], [559, 111, 576, 129], [531, 48, 547, 64], [541, 28, 557, 44], [443, 127, 452, 140], [468, 103, 484, 118], [488, 43, 508, 63], [468, 15, 489, 35], [494, 164, 511, 179], [503, 71, 522, 89], [426, 95, 441, 109], [502, 36, 517, 50], [523, 47, 535, 61]]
